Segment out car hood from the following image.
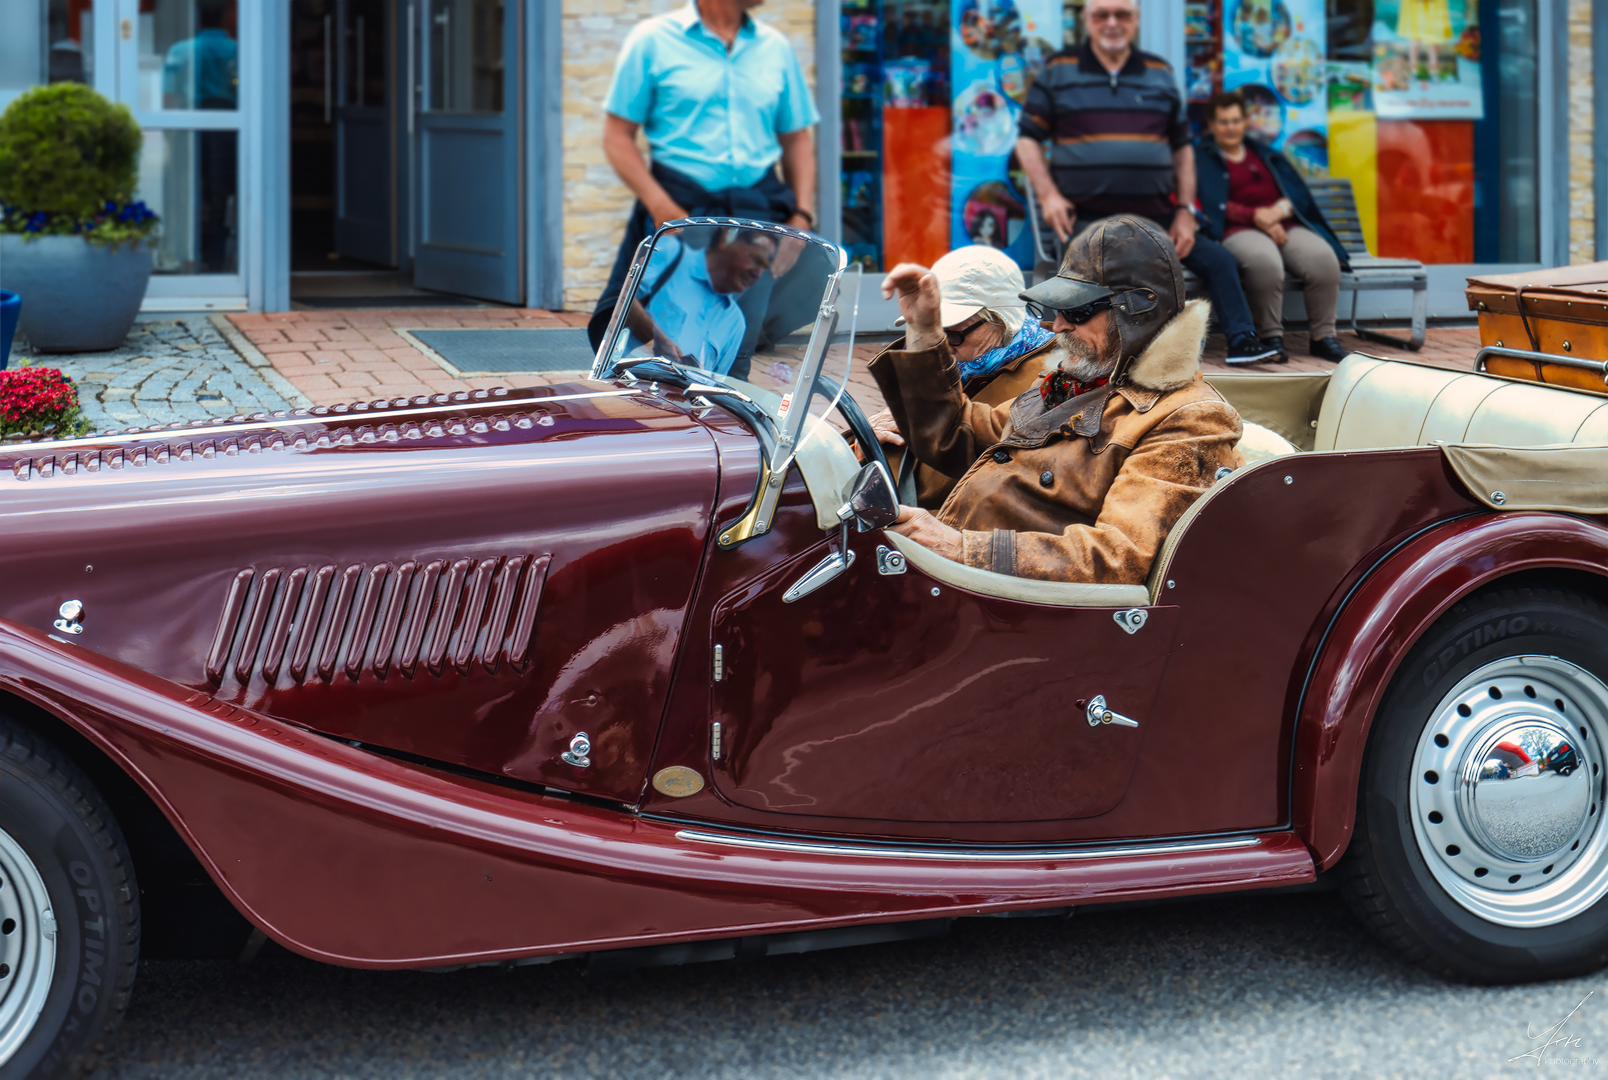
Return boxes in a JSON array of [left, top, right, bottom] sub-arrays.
[[0, 382, 729, 803]]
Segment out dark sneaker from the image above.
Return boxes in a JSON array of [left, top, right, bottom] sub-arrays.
[[1310, 336, 1349, 363], [1225, 334, 1281, 365], [1264, 336, 1289, 363]]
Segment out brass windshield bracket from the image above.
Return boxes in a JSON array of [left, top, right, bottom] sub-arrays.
[[717, 460, 787, 548]]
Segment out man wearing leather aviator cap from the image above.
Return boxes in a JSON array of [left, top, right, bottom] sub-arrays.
[[872, 216, 1243, 585]]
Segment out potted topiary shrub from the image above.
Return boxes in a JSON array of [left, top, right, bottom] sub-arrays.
[[0, 84, 158, 353]]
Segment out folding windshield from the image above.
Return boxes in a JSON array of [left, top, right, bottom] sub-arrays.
[[589, 220, 860, 461]]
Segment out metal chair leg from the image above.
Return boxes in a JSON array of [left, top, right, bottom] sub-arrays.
[[1347, 283, 1428, 352]]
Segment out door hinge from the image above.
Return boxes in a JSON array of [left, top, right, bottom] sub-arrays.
[[713, 644, 724, 682], [711, 721, 722, 760]]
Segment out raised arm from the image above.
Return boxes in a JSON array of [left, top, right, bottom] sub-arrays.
[[868, 264, 1015, 478]]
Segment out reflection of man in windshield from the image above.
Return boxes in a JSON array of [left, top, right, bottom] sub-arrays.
[[162, 0, 239, 109], [624, 228, 778, 374]]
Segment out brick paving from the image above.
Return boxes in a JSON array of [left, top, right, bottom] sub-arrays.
[[225, 308, 593, 407], [11, 305, 1483, 440], [9, 316, 307, 435], [228, 307, 1485, 419]]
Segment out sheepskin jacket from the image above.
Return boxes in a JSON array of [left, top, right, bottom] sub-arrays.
[[874, 336, 1055, 511], [868, 299, 1243, 585]]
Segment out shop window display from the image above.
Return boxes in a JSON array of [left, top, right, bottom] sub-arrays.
[[841, 0, 1537, 271], [1189, 0, 1537, 265], [839, 0, 1081, 272]]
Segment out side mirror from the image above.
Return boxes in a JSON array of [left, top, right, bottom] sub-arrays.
[[837, 461, 899, 532]]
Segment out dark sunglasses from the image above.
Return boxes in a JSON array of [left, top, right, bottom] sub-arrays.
[[944, 317, 988, 348], [1026, 296, 1113, 326]]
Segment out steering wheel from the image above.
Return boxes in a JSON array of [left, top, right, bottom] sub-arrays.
[[811, 373, 890, 477]]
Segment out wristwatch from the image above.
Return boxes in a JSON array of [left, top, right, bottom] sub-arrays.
[[790, 208, 816, 230]]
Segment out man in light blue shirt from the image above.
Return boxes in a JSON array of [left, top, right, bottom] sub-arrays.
[[589, 0, 821, 379], [162, 1, 239, 109], [621, 229, 778, 374]]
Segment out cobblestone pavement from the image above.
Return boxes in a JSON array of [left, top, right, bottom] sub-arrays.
[[85, 890, 1608, 1079], [10, 316, 308, 434]]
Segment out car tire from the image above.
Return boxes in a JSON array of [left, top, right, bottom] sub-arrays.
[[0, 717, 138, 1078], [1341, 584, 1608, 983]]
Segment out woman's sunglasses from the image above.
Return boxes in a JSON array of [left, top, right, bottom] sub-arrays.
[[944, 317, 988, 348], [1025, 296, 1113, 326]]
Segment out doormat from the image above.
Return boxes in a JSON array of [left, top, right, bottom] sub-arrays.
[[399, 328, 595, 375]]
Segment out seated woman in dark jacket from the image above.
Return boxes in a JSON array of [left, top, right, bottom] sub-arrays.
[[1194, 90, 1351, 364]]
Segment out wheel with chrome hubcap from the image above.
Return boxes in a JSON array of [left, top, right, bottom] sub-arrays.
[[1411, 656, 1608, 928], [0, 715, 138, 1078], [1343, 585, 1608, 982], [0, 826, 60, 1068]]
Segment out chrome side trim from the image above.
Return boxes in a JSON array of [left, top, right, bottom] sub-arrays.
[[2, 389, 640, 454], [673, 829, 1261, 862]]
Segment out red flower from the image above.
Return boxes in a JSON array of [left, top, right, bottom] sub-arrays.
[[0, 368, 82, 437]]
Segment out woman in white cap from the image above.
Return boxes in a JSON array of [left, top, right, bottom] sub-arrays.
[[867, 245, 1055, 508]]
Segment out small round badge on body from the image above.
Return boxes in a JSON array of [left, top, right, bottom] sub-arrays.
[[652, 766, 705, 798]]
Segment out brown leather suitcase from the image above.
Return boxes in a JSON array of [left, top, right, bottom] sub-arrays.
[[1465, 263, 1608, 393]]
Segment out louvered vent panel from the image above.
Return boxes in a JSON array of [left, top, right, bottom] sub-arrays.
[[205, 556, 550, 686]]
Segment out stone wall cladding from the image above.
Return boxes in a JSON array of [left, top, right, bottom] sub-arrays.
[[1568, 0, 1594, 264], [561, 0, 817, 310]]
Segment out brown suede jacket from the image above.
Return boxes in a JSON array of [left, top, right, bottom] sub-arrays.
[[869, 300, 1243, 585], [878, 337, 1053, 509]]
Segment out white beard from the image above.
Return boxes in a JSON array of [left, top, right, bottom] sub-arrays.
[[1042, 331, 1117, 385]]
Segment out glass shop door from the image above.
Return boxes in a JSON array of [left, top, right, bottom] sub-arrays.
[[114, 0, 248, 308]]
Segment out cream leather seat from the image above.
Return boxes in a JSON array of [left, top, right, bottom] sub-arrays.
[[1314, 356, 1608, 451], [1151, 355, 1608, 603]]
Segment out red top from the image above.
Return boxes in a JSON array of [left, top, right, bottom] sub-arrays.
[[1223, 146, 1293, 238]]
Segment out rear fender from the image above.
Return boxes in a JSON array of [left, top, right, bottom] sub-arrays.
[[1292, 512, 1608, 870]]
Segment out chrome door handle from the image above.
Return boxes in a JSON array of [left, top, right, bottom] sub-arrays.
[[1086, 695, 1138, 728]]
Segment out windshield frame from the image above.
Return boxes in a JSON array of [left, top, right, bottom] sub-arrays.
[[588, 217, 850, 452]]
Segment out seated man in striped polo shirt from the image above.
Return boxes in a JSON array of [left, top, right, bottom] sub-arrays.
[[1014, 0, 1280, 366]]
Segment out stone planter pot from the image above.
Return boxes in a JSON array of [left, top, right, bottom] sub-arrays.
[[0, 234, 152, 353]]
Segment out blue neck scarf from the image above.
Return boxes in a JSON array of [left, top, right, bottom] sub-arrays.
[[956, 320, 1055, 384]]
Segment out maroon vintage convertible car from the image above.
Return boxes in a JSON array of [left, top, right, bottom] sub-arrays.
[[0, 220, 1606, 1074]]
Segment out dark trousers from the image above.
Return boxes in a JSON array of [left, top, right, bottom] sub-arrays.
[[1074, 213, 1260, 344], [589, 162, 798, 378]]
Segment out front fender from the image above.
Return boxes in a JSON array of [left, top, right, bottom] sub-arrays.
[[1292, 512, 1608, 870]]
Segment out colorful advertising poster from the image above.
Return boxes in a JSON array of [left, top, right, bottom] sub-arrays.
[[1370, 0, 1483, 119], [1220, 0, 1329, 176], [949, 0, 1065, 268]]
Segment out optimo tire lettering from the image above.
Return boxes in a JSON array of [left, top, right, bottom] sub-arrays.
[[71, 858, 106, 1017], [1418, 616, 1531, 686]]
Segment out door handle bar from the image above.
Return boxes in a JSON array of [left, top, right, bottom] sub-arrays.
[[323, 14, 333, 123], [406, 3, 416, 134], [1086, 695, 1138, 728]]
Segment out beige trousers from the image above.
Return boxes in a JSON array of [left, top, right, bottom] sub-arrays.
[[1222, 225, 1341, 340]]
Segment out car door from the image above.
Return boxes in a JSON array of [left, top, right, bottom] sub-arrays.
[[708, 535, 1178, 823]]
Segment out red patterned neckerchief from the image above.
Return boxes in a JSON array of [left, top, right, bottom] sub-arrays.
[[1039, 368, 1110, 410]]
